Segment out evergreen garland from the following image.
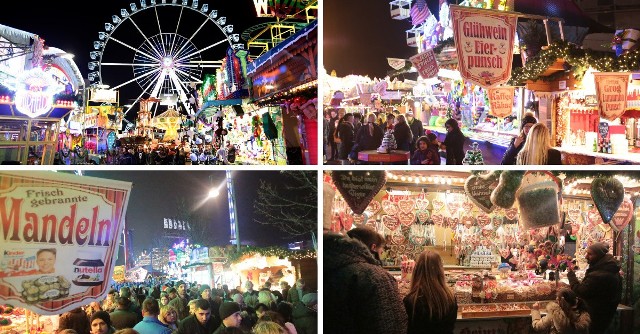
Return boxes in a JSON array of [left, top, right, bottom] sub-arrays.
[[226, 246, 316, 264]]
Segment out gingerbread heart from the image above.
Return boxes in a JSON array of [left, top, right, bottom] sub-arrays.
[[390, 231, 406, 245], [416, 198, 430, 211], [462, 201, 474, 213], [365, 217, 377, 228], [340, 212, 354, 231], [398, 212, 416, 227], [332, 171, 387, 214], [382, 215, 400, 231], [398, 199, 416, 214], [432, 199, 445, 212], [331, 214, 341, 232], [366, 200, 382, 215], [567, 208, 581, 223], [504, 208, 518, 221], [481, 229, 493, 238], [416, 210, 430, 223], [431, 213, 444, 226], [447, 201, 461, 216], [464, 173, 497, 213], [447, 217, 460, 229], [398, 244, 407, 254], [611, 197, 633, 232], [353, 214, 366, 226], [591, 177, 625, 224], [461, 215, 475, 228], [382, 199, 399, 215], [476, 214, 491, 227], [411, 235, 426, 246], [587, 209, 603, 227]]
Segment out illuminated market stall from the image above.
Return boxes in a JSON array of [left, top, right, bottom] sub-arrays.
[[325, 170, 638, 332]]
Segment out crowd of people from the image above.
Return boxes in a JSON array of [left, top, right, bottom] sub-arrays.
[[324, 225, 622, 334], [54, 278, 317, 334]]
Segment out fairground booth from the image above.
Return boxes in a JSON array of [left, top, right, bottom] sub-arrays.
[[325, 170, 639, 333]]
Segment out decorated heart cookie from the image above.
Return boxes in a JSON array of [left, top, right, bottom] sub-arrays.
[[611, 197, 633, 232], [382, 215, 401, 231], [366, 200, 382, 215], [431, 213, 444, 226], [416, 198, 430, 211], [591, 177, 625, 224], [586, 209, 603, 227], [476, 214, 491, 227], [416, 210, 430, 223], [398, 199, 416, 214], [461, 215, 475, 228], [447, 201, 461, 216], [353, 214, 366, 226], [432, 198, 445, 212], [567, 208, 581, 223], [390, 231, 406, 245], [398, 212, 416, 227], [504, 208, 518, 221], [332, 171, 387, 214], [464, 173, 497, 213], [462, 201, 474, 213], [382, 199, 399, 216]]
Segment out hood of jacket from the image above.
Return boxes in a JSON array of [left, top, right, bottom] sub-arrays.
[[587, 253, 620, 274], [546, 302, 590, 333], [324, 233, 380, 272]]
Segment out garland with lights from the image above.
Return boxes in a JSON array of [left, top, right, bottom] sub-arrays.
[[226, 246, 316, 264], [508, 40, 640, 86]]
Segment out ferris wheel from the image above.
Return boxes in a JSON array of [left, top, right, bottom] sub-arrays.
[[88, 0, 244, 116]]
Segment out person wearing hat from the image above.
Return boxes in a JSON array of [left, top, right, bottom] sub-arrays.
[[90, 311, 116, 334], [212, 301, 243, 334], [177, 299, 217, 334], [567, 242, 622, 334], [501, 112, 537, 165], [169, 280, 191, 321]]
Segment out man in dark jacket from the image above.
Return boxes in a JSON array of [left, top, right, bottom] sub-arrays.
[[110, 297, 139, 330], [567, 242, 622, 334], [58, 307, 91, 334], [406, 110, 424, 155], [324, 227, 408, 334], [212, 301, 243, 334], [177, 299, 217, 334], [393, 115, 413, 152]]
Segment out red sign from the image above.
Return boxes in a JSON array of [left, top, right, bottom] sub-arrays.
[[594, 72, 630, 121], [0, 171, 132, 315], [410, 49, 439, 79], [450, 5, 518, 88], [487, 86, 515, 118]]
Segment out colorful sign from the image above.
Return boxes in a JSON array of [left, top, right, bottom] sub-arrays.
[[12, 68, 65, 118], [450, 5, 517, 88], [0, 171, 132, 315], [487, 86, 515, 118], [594, 72, 630, 121], [253, 0, 316, 20], [409, 49, 439, 79], [112, 265, 125, 282]]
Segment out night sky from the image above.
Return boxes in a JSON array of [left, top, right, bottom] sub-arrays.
[[67, 170, 316, 265], [324, 0, 417, 78], [0, 0, 269, 105]]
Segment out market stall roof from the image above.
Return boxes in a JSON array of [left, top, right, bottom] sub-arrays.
[[247, 20, 318, 75], [43, 47, 84, 94], [0, 24, 37, 47]]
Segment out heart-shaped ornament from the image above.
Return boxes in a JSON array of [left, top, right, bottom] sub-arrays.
[[382, 199, 399, 216], [461, 215, 475, 228], [353, 214, 366, 226], [410, 235, 426, 246], [464, 174, 497, 213], [591, 177, 625, 224], [398, 199, 416, 214], [331, 214, 341, 232], [332, 171, 387, 214], [390, 231, 406, 245], [431, 213, 444, 226], [398, 244, 407, 254], [382, 215, 401, 231], [447, 201, 461, 216], [610, 197, 633, 232], [365, 217, 377, 228], [416, 210, 430, 223], [462, 201, 474, 213], [432, 199, 445, 212], [366, 200, 382, 216], [398, 212, 416, 227], [587, 209, 603, 226], [504, 208, 518, 221], [416, 198, 430, 211], [567, 208, 581, 223], [340, 212, 354, 230], [476, 214, 491, 227]]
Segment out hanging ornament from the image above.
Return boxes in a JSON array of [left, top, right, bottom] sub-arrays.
[[591, 177, 625, 224]]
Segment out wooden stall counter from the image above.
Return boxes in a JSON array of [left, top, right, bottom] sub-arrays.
[[357, 150, 410, 164], [556, 146, 640, 165]]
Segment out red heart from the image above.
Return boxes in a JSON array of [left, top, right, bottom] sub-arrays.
[[567, 208, 581, 223], [398, 212, 416, 227], [504, 208, 518, 221], [611, 198, 633, 232], [431, 214, 444, 226], [382, 200, 399, 215], [416, 210, 430, 223], [477, 214, 490, 227], [587, 209, 603, 226], [353, 214, 365, 226], [398, 199, 416, 214], [482, 229, 493, 238], [461, 215, 474, 228], [416, 198, 430, 211], [366, 200, 381, 215], [432, 199, 445, 212], [382, 215, 400, 231]]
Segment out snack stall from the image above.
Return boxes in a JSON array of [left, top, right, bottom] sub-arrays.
[[325, 170, 637, 333]]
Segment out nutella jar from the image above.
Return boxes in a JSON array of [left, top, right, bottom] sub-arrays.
[[72, 254, 105, 286]]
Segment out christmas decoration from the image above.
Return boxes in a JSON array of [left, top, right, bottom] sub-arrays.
[[462, 142, 484, 165], [377, 129, 397, 153], [590, 176, 625, 224], [464, 172, 499, 213], [226, 246, 316, 264], [516, 172, 561, 229], [491, 170, 525, 209]]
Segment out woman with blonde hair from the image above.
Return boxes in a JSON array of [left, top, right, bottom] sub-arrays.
[[403, 251, 458, 334], [158, 304, 179, 331], [253, 320, 287, 334], [516, 123, 562, 165]]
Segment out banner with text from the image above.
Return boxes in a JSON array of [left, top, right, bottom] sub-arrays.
[[487, 86, 516, 118], [594, 72, 631, 121], [410, 49, 439, 79], [450, 5, 518, 88], [0, 171, 132, 315]]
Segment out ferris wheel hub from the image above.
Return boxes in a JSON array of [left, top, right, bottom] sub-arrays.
[[162, 57, 174, 69]]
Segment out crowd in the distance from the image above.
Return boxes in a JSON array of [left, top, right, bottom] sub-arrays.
[[55, 278, 317, 334]]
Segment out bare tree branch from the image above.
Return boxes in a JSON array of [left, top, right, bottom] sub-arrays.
[[254, 171, 317, 237]]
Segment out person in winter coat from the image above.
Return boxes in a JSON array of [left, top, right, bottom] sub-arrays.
[[567, 242, 622, 334], [324, 226, 408, 334], [292, 293, 317, 334], [501, 112, 537, 165], [336, 113, 355, 161], [393, 115, 413, 152], [440, 118, 465, 165], [351, 113, 384, 158], [531, 287, 590, 334], [406, 110, 424, 156], [58, 307, 91, 334], [403, 251, 458, 334], [410, 134, 440, 165]]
